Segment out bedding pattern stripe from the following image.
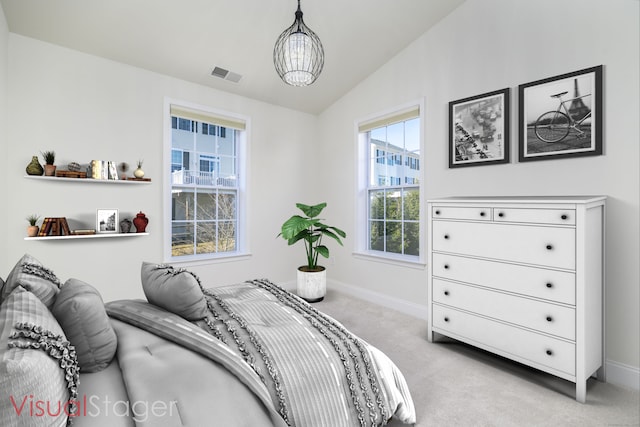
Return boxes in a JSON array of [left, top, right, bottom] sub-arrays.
[[201, 279, 392, 427]]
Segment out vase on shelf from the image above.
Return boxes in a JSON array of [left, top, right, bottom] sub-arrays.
[[26, 156, 44, 176], [134, 167, 145, 179], [133, 212, 148, 233], [119, 218, 132, 233]]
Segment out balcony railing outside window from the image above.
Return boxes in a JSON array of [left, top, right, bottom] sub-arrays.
[[171, 169, 237, 187]]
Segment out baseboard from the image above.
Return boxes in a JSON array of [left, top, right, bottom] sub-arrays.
[[326, 279, 639, 391], [606, 360, 640, 391], [327, 279, 428, 320]]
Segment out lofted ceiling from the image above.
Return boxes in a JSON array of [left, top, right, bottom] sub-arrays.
[[1, 0, 465, 114]]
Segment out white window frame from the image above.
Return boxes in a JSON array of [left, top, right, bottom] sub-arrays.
[[163, 98, 251, 264], [354, 99, 426, 267]]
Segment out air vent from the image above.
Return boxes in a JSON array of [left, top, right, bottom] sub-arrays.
[[211, 66, 242, 83]]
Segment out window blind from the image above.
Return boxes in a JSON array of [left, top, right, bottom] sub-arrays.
[[358, 106, 420, 133], [170, 105, 246, 131]]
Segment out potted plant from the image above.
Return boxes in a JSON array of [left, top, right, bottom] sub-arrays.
[[278, 202, 346, 302], [134, 159, 145, 179], [26, 214, 40, 237], [41, 150, 56, 176]]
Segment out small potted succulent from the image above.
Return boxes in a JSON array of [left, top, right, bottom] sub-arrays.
[[41, 150, 56, 176], [26, 214, 40, 237]]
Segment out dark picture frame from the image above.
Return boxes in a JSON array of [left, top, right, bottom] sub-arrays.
[[518, 65, 603, 162], [449, 88, 510, 168]]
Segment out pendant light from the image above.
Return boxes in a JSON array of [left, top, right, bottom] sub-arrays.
[[273, 0, 324, 87]]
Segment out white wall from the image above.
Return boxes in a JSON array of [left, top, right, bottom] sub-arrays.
[[5, 34, 316, 303], [0, 6, 8, 271], [318, 0, 639, 377]]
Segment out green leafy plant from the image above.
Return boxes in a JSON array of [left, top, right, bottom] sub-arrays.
[[278, 202, 346, 271], [41, 150, 56, 165], [137, 159, 143, 168], [26, 214, 40, 226]]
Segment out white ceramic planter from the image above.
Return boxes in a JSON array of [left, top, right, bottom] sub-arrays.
[[296, 266, 326, 302]]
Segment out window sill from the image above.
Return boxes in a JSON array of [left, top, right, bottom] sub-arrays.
[[352, 251, 425, 270], [165, 252, 252, 266]]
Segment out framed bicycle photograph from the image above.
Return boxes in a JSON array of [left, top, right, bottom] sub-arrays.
[[96, 209, 119, 233], [518, 65, 603, 162], [449, 88, 510, 168]]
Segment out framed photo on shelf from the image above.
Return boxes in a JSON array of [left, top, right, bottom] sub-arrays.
[[449, 88, 510, 168], [518, 65, 602, 162], [96, 209, 118, 234]]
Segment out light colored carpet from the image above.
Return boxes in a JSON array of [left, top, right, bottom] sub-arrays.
[[313, 290, 640, 427]]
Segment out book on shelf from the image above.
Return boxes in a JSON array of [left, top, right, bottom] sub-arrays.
[[108, 161, 118, 180], [70, 229, 96, 235], [90, 160, 121, 180], [38, 218, 52, 236], [37, 217, 71, 237]]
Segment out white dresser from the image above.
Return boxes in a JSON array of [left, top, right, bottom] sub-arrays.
[[426, 196, 606, 402]]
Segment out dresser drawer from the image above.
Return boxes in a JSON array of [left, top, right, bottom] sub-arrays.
[[431, 253, 576, 305], [432, 305, 576, 376], [432, 206, 491, 221], [432, 279, 576, 340], [493, 208, 576, 226], [432, 221, 576, 269]]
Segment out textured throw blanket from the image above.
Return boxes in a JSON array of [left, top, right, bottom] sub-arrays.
[[198, 279, 414, 427]]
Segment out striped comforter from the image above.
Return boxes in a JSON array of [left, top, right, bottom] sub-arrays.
[[109, 280, 415, 427]]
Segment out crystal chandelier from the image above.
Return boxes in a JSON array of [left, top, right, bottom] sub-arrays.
[[273, 0, 324, 87]]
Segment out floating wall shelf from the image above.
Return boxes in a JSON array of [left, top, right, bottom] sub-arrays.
[[24, 175, 151, 184], [25, 232, 149, 241]]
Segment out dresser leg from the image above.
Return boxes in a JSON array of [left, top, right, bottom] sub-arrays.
[[576, 381, 586, 403], [427, 330, 434, 343]]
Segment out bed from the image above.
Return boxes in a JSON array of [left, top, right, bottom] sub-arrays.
[[0, 254, 415, 427]]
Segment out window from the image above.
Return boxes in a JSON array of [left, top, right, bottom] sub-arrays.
[[357, 104, 422, 261], [165, 102, 247, 262]]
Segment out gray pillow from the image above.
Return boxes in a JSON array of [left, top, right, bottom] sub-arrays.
[[1, 254, 61, 307], [141, 262, 208, 320], [0, 286, 70, 427], [52, 278, 117, 373]]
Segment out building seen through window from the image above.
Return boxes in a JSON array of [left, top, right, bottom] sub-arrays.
[[365, 116, 420, 258], [170, 111, 241, 259]]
